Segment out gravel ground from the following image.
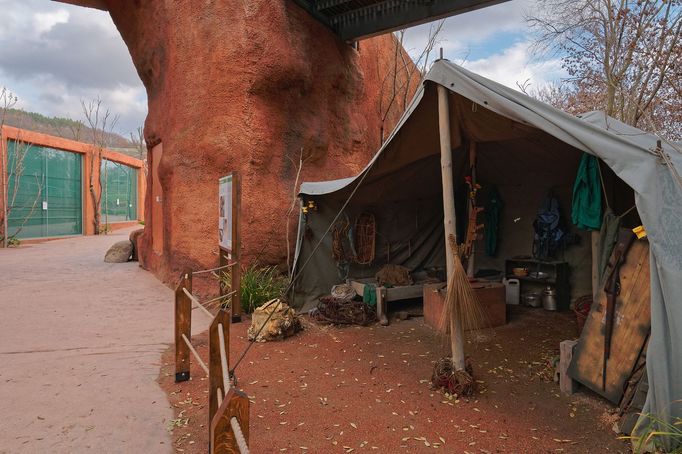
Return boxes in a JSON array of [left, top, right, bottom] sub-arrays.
[[160, 304, 629, 453]]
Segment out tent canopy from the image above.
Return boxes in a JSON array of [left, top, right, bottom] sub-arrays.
[[294, 60, 682, 443]]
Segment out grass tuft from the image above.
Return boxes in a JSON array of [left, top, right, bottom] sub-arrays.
[[621, 408, 682, 453], [218, 264, 287, 314]]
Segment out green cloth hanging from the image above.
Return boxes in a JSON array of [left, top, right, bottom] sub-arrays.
[[484, 185, 503, 256], [362, 284, 377, 307], [571, 153, 603, 230]]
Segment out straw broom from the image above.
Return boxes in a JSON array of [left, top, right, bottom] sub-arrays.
[[431, 234, 486, 396]]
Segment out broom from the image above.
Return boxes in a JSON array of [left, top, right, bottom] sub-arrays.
[[431, 234, 487, 396]]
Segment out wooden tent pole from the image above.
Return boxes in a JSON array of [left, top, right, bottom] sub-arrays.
[[467, 141, 477, 278], [437, 84, 466, 371]]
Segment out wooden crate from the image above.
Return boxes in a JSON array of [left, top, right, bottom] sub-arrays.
[[424, 282, 506, 330]]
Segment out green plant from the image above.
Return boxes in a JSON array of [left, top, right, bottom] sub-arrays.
[[138, 220, 145, 225], [622, 409, 682, 453], [0, 236, 21, 247], [219, 264, 287, 313]]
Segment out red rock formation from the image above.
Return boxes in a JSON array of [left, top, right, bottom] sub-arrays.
[[101, 0, 418, 285]]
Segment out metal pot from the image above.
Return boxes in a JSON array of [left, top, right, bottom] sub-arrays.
[[542, 286, 558, 311], [523, 292, 542, 308]]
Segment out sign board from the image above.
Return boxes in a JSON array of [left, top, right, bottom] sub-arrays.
[[218, 172, 242, 321], [219, 175, 233, 251]]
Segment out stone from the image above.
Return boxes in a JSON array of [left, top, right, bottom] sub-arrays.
[[129, 228, 144, 261], [92, 1, 418, 285], [105, 241, 133, 263], [396, 310, 410, 321], [247, 299, 301, 342]]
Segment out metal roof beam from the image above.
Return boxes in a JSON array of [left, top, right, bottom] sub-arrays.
[[291, 0, 335, 29], [315, 0, 355, 11], [333, 0, 508, 41]]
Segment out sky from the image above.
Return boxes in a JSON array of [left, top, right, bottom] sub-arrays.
[[0, 0, 564, 138]]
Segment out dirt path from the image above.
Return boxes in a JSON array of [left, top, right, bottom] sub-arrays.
[[0, 229, 203, 453], [160, 306, 629, 453]]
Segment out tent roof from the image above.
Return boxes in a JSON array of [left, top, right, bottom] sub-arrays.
[[300, 60, 671, 197]]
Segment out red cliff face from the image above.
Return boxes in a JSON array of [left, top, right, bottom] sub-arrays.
[[103, 0, 417, 285]]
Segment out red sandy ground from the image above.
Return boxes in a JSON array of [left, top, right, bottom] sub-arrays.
[[158, 306, 629, 453]]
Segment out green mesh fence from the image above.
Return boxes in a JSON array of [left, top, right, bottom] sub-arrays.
[[101, 159, 138, 223], [6, 140, 82, 239]]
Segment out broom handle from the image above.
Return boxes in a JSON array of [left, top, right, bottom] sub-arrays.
[[438, 84, 466, 371]]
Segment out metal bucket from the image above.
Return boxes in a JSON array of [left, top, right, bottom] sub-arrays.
[[542, 287, 558, 311]]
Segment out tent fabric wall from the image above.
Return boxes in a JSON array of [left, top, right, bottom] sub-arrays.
[[295, 60, 682, 446]]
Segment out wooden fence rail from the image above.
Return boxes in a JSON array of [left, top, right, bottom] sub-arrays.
[[174, 267, 250, 454]]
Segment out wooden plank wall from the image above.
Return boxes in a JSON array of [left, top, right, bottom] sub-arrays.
[[567, 237, 651, 403]]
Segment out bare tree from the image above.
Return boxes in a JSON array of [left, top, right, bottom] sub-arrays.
[[1, 87, 18, 247], [3, 135, 43, 243], [378, 20, 446, 143], [81, 97, 119, 235], [68, 120, 84, 142], [527, 0, 682, 138], [1, 89, 45, 246], [129, 126, 147, 175], [285, 148, 310, 279]]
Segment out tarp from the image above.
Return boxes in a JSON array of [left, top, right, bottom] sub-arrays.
[[294, 60, 682, 445]]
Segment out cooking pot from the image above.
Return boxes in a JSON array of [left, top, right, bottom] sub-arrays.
[[522, 292, 542, 308], [542, 286, 558, 311]]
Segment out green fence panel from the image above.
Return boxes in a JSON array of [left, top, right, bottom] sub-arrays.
[[101, 159, 138, 223], [6, 140, 82, 239], [45, 147, 83, 236]]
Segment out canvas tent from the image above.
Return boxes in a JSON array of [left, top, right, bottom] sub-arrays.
[[292, 60, 682, 444]]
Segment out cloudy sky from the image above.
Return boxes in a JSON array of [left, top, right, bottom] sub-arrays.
[[0, 0, 562, 137], [0, 0, 145, 135]]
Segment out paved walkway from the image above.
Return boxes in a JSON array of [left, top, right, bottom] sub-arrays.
[[0, 228, 201, 453]]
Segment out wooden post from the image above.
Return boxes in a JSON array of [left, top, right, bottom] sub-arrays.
[[467, 141, 477, 278], [437, 84, 466, 372], [560, 340, 579, 395], [219, 251, 228, 303], [209, 309, 231, 428], [230, 172, 242, 323], [591, 231, 600, 300], [174, 269, 192, 382], [376, 286, 388, 326], [210, 388, 250, 454], [1, 130, 7, 248]]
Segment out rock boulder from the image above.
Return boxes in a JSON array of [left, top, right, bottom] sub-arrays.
[[105, 241, 133, 263], [98, 0, 418, 286], [247, 299, 301, 342], [129, 228, 144, 261]]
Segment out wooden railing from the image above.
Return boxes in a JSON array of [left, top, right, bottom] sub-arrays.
[[174, 266, 250, 454]]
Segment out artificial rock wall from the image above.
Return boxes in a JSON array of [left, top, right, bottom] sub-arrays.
[[103, 0, 417, 284]]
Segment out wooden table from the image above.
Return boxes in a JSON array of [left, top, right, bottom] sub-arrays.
[[349, 278, 435, 326]]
